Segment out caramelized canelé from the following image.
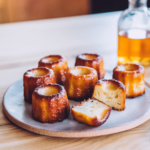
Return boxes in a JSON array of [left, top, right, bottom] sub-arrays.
[[32, 83, 70, 123], [23, 67, 56, 103], [113, 63, 145, 98], [72, 99, 111, 126], [65, 66, 98, 101], [75, 53, 105, 79], [92, 79, 126, 111], [38, 55, 68, 85]]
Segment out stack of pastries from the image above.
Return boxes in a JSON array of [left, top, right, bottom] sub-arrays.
[[23, 53, 145, 126]]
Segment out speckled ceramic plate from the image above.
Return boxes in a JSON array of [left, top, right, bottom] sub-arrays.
[[3, 72, 150, 138]]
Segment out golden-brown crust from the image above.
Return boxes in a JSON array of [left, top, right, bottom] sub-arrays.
[[112, 107, 125, 111], [23, 67, 56, 103], [75, 53, 105, 79], [126, 91, 145, 98], [71, 99, 111, 127], [38, 55, 68, 85], [65, 66, 98, 101], [92, 79, 126, 111], [32, 83, 70, 123], [113, 63, 145, 98]]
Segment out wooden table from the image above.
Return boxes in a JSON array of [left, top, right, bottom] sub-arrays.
[[1, 11, 150, 149]]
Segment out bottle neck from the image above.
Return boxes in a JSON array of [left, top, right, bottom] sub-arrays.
[[129, 0, 147, 10]]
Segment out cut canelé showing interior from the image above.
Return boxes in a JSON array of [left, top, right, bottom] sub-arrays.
[[65, 66, 98, 101], [75, 53, 105, 79], [23, 67, 56, 103], [113, 63, 145, 98], [92, 79, 126, 111], [72, 99, 111, 126], [38, 55, 68, 85], [32, 83, 70, 123]]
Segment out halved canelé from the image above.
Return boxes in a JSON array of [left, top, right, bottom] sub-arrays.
[[65, 66, 98, 101], [23, 67, 56, 103], [72, 99, 111, 126], [113, 63, 145, 98], [75, 53, 105, 79], [38, 55, 68, 85], [32, 83, 70, 123], [92, 79, 126, 111]]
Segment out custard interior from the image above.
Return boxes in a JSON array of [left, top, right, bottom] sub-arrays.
[[92, 82, 124, 110]]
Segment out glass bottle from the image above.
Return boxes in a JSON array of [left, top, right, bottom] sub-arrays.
[[118, 0, 150, 66]]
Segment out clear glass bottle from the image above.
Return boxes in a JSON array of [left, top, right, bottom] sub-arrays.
[[118, 0, 150, 66]]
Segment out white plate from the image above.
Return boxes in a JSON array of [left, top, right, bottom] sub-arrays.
[[3, 72, 150, 138]]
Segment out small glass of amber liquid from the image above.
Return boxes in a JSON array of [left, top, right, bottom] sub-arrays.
[[118, 0, 150, 66]]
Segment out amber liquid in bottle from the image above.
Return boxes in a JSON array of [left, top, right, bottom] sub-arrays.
[[118, 28, 150, 66]]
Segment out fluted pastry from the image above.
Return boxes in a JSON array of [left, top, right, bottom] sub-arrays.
[[113, 63, 145, 98], [92, 79, 126, 111], [23, 67, 56, 103], [38, 55, 68, 85], [32, 83, 70, 123], [75, 53, 105, 79], [65, 66, 98, 101]]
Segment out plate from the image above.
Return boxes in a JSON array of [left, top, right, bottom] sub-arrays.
[[3, 72, 150, 138]]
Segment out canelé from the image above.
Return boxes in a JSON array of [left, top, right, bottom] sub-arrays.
[[92, 79, 126, 111], [32, 83, 70, 123], [65, 66, 98, 101], [23, 67, 56, 103], [113, 63, 145, 98], [75, 53, 105, 79], [72, 99, 111, 126], [38, 55, 68, 85]]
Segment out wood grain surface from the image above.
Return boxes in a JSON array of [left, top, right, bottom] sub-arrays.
[[0, 12, 150, 149]]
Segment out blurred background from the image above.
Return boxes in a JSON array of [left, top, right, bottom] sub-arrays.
[[0, 0, 150, 24]]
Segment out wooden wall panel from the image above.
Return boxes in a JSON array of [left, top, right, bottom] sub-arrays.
[[0, 0, 4, 23], [0, 0, 9, 23], [0, 0, 4, 9], [4, 0, 91, 23], [0, 13, 2, 23]]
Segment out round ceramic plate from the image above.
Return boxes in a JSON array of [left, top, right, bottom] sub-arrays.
[[3, 72, 150, 138]]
